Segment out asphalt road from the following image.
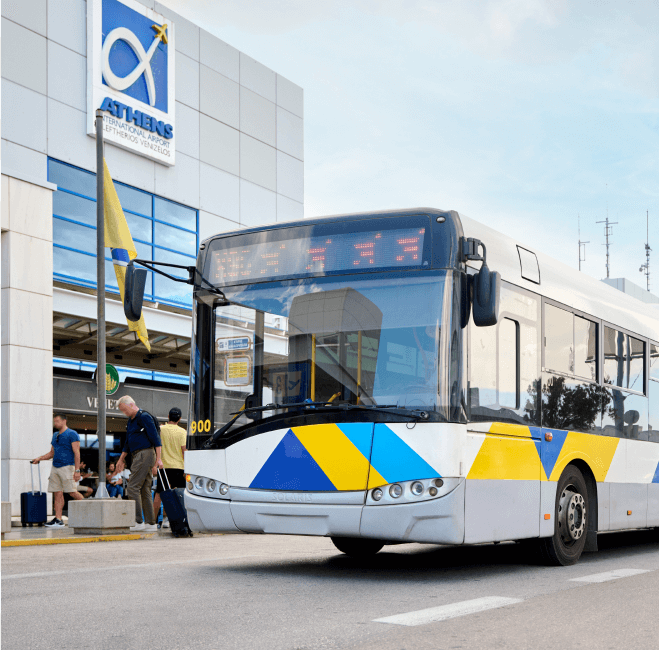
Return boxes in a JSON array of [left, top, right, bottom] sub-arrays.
[[2, 529, 658, 650]]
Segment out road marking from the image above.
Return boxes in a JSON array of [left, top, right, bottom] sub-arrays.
[[2, 555, 262, 581], [373, 597, 523, 626], [569, 568, 651, 584]]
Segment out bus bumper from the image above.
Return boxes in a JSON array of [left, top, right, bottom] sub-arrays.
[[184, 492, 241, 534], [360, 479, 465, 544]]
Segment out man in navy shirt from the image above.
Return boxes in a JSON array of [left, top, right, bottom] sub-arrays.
[[32, 413, 84, 527], [112, 395, 163, 531]]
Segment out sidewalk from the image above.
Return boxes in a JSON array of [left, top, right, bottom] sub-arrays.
[[2, 516, 156, 547]]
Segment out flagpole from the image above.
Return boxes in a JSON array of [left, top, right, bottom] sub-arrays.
[[95, 109, 109, 498]]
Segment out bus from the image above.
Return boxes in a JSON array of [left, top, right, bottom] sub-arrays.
[[178, 208, 659, 566]]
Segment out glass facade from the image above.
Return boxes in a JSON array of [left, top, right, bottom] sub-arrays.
[[48, 159, 198, 308]]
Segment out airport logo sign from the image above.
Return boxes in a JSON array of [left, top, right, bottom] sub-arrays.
[[87, 0, 176, 165]]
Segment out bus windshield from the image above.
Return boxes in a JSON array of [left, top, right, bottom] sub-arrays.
[[212, 271, 450, 416]]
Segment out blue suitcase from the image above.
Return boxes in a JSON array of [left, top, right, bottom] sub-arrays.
[[21, 463, 47, 527], [158, 470, 193, 538]]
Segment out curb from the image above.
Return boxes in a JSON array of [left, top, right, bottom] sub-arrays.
[[2, 533, 156, 547]]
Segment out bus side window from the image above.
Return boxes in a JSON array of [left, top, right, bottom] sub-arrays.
[[499, 318, 519, 409], [650, 377, 659, 443], [469, 282, 539, 425]]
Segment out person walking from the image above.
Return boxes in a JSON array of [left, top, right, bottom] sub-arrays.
[[153, 407, 187, 529], [111, 396, 163, 531], [31, 414, 84, 528]]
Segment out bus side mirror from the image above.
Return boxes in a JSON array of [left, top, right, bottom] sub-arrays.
[[124, 262, 148, 322], [472, 263, 500, 327]]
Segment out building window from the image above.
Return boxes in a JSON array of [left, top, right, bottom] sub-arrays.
[[48, 159, 198, 309]]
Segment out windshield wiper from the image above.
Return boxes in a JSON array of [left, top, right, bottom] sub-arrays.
[[204, 401, 437, 448], [233, 402, 433, 421]]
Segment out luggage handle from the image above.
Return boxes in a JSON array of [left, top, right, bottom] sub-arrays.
[[30, 461, 42, 494], [157, 468, 172, 492]]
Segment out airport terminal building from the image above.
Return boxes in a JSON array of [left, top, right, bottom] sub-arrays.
[[1, 0, 304, 512]]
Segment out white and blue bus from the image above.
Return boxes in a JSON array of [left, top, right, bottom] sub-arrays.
[[173, 208, 658, 566]]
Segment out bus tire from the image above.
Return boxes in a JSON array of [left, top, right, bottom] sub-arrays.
[[331, 537, 384, 557], [539, 465, 589, 566]]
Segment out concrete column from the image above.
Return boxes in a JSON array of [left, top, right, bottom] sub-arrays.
[[1, 174, 55, 516]]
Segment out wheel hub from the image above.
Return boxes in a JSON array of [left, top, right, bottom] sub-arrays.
[[558, 488, 586, 544]]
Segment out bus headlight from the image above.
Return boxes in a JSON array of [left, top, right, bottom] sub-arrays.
[[187, 481, 194, 491], [411, 481, 424, 496], [389, 484, 402, 498], [372, 488, 383, 501], [207, 480, 217, 493], [219, 483, 229, 495], [195, 477, 205, 491]]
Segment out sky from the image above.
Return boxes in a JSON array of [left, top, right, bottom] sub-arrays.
[[163, 0, 658, 290]]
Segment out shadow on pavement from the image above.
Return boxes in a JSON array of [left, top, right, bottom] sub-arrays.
[[220, 528, 659, 583]]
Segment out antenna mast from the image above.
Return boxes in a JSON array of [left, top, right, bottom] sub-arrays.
[[639, 210, 651, 291], [578, 214, 589, 272], [596, 215, 618, 279]]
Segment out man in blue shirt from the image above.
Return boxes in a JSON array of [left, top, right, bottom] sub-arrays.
[[112, 395, 163, 531], [32, 413, 84, 528]]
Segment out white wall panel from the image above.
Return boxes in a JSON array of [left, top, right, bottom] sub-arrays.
[[240, 87, 275, 147], [276, 107, 304, 161], [240, 135, 276, 192], [47, 99, 95, 169], [277, 151, 304, 203], [1, 0, 47, 36], [199, 163, 240, 223], [200, 66, 239, 130], [199, 210, 239, 243], [199, 115, 239, 176], [2, 82, 47, 154], [104, 142, 155, 194], [276, 194, 303, 223], [276, 74, 303, 118], [2, 18, 47, 94], [200, 31, 239, 82], [175, 101, 200, 159], [155, 2, 199, 61], [176, 53, 200, 111], [240, 180, 276, 228], [240, 53, 276, 103], [1, 141, 47, 188], [154, 151, 199, 207], [48, 41, 86, 112], [47, 0, 85, 55]]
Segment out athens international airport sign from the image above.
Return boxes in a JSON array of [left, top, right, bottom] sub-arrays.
[[87, 0, 176, 165]]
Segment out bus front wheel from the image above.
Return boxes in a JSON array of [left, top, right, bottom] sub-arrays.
[[539, 465, 589, 566], [331, 537, 384, 557]]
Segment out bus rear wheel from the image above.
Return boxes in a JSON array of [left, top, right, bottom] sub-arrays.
[[539, 465, 589, 566], [331, 537, 384, 557]]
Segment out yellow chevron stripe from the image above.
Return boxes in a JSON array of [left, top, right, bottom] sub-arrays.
[[548, 432, 620, 482], [467, 434, 542, 481], [488, 423, 533, 438], [293, 424, 373, 491], [366, 466, 388, 490]]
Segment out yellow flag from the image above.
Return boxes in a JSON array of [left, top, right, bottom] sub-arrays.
[[103, 159, 151, 352]]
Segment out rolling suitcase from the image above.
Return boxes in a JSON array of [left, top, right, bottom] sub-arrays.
[[158, 469, 193, 538], [21, 463, 47, 527]]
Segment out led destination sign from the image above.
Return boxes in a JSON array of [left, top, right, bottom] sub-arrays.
[[210, 224, 429, 285]]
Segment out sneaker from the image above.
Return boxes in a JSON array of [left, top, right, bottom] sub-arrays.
[[143, 523, 158, 532], [130, 522, 145, 531], [162, 517, 170, 529], [45, 517, 65, 528]]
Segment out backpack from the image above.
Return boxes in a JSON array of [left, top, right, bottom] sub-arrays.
[[137, 409, 161, 437], [125, 410, 161, 470]]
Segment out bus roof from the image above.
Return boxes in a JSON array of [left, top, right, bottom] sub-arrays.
[[201, 207, 658, 342]]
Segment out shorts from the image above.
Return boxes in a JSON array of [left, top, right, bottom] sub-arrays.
[[48, 465, 77, 493], [155, 468, 186, 494]]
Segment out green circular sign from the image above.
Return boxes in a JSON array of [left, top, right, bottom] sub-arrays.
[[105, 364, 120, 395]]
